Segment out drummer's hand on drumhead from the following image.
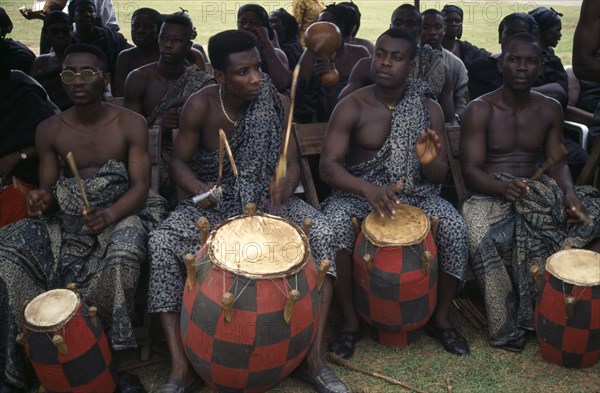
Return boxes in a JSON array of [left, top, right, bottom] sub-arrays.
[[564, 191, 584, 225], [415, 130, 441, 166], [504, 179, 528, 202], [83, 206, 114, 233], [26, 189, 51, 217], [364, 182, 403, 219]]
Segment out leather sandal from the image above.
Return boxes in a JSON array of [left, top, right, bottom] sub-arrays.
[[329, 330, 363, 359], [426, 324, 470, 356]]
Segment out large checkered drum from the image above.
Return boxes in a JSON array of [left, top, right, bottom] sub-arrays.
[[353, 205, 438, 346], [535, 249, 600, 368], [20, 288, 117, 393], [181, 210, 321, 392]]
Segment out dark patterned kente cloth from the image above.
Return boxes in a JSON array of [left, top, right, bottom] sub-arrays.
[[146, 65, 216, 210], [320, 78, 468, 280], [462, 173, 600, 347], [0, 160, 167, 390], [148, 74, 337, 313]]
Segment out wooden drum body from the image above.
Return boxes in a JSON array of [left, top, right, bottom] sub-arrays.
[[353, 205, 438, 346], [181, 211, 321, 392], [20, 288, 116, 393], [535, 249, 600, 368]]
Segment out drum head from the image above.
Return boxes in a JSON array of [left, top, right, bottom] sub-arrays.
[[208, 212, 309, 279], [546, 249, 600, 286], [24, 289, 80, 332], [362, 204, 430, 247]]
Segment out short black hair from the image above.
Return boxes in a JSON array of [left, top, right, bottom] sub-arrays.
[[391, 4, 421, 20], [0, 6, 13, 37], [501, 32, 542, 57], [132, 7, 163, 32], [162, 13, 194, 40], [422, 8, 443, 19], [322, 3, 356, 37], [378, 28, 418, 60], [498, 13, 539, 43], [63, 43, 107, 71], [337, 2, 361, 37], [208, 30, 258, 72], [271, 8, 299, 42]]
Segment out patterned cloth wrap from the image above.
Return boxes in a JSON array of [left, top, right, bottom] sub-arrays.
[[0, 160, 167, 390], [462, 173, 600, 346], [320, 77, 468, 280], [148, 73, 337, 314]]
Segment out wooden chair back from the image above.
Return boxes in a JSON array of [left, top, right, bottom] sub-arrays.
[[292, 122, 328, 208], [444, 125, 469, 206]]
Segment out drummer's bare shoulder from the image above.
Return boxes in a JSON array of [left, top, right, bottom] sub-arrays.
[[180, 85, 217, 128]]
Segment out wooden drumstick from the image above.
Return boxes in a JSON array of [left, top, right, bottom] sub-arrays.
[[317, 259, 331, 290], [184, 254, 196, 291], [422, 250, 432, 275], [244, 203, 257, 215], [222, 292, 234, 323], [302, 218, 313, 236], [284, 289, 301, 325], [275, 64, 301, 183], [528, 144, 567, 183], [217, 129, 238, 187], [430, 216, 440, 239], [351, 217, 361, 235], [52, 334, 68, 355], [363, 253, 373, 274], [562, 244, 572, 250], [565, 296, 576, 319], [12, 177, 29, 195], [16, 332, 28, 348], [572, 209, 594, 225], [196, 217, 210, 246], [529, 265, 542, 289], [88, 306, 98, 327], [65, 152, 90, 208]]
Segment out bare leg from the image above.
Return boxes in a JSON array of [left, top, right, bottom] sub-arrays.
[[431, 271, 459, 328], [302, 276, 333, 375], [333, 250, 360, 332], [160, 312, 196, 384]]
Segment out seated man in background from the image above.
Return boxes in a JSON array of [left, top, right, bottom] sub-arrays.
[[124, 13, 215, 209], [148, 30, 348, 393], [0, 44, 167, 392], [294, 3, 370, 123], [461, 33, 600, 353], [338, 2, 375, 54], [113, 7, 163, 96], [441, 4, 491, 69], [566, 66, 600, 148], [321, 29, 469, 359], [572, 0, 600, 81], [0, 7, 36, 73]]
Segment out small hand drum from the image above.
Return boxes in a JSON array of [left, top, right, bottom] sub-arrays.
[[19, 288, 117, 393], [535, 249, 600, 368], [181, 209, 326, 392], [353, 204, 438, 346]]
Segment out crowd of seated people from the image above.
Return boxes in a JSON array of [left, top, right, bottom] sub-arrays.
[[0, 2, 598, 393]]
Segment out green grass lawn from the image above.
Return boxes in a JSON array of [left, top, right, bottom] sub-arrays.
[[5, 0, 581, 64]]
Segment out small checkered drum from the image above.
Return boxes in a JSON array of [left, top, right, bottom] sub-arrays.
[[353, 205, 438, 346], [535, 249, 600, 368], [181, 210, 321, 392], [20, 288, 117, 393]]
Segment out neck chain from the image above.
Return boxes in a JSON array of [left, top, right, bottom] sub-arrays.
[[219, 85, 238, 126], [375, 91, 398, 111]]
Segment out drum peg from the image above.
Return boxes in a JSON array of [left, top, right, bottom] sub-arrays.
[[565, 296, 576, 319], [88, 306, 98, 327], [430, 216, 440, 239], [317, 260, 331, 291], [222, 292, 234, 323], [184, 254, 196, 291], [529, 265, 542, 289], [66, 283, 77, 292], [16, 332, 28, 350], [351, 217, 360, 235], [302, 218, 313, 236], [52, 334, 68, 355], [38, 385, 46, 393], [562, 244, 572, 251], [363, 254, 373, 274], [244, 203, 257, 215], [284, 289, 301, 325], [422, 251, 432, 275], [196, 217, 210, 246]]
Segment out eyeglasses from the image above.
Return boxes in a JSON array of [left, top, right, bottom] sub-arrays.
[[60, 69, 100, 84]]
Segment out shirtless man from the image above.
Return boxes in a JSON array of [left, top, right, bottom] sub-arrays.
[[461, 33, 600, 352], [321, 28, 469, 359], [148, 30, 348, 393], [0, 43, 166, 392], [573, 0, 600, 81]]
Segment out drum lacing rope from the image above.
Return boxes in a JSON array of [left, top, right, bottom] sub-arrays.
[[561, 281, 587, 303], [269, 274, 298, 298], [224, 274, 253, 303]]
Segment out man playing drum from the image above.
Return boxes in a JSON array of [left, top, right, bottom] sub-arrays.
[[148, 30, 349, 393], [461, 33, 600, 352], [0, 44, 167, 392], [320, 28, 470, 358]]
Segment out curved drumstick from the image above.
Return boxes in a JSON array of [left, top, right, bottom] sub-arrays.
[[219, 129, 238, 178], [528, 144, 567, 182], [275, 63, 301, 183], [66, 152, 90, 208]]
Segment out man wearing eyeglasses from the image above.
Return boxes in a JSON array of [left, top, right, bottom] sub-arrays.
[[0, 43, 167, 392]]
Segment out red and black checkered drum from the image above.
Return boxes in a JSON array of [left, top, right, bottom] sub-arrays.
[[353, 205, 438, 346], [19, 288, 117, 393], [535, 249, 600, 368], [181, 211, 321, 392]]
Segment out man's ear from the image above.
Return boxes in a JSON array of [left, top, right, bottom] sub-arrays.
[[496, 56, 503, 74], [214, 69, 225, 84]]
